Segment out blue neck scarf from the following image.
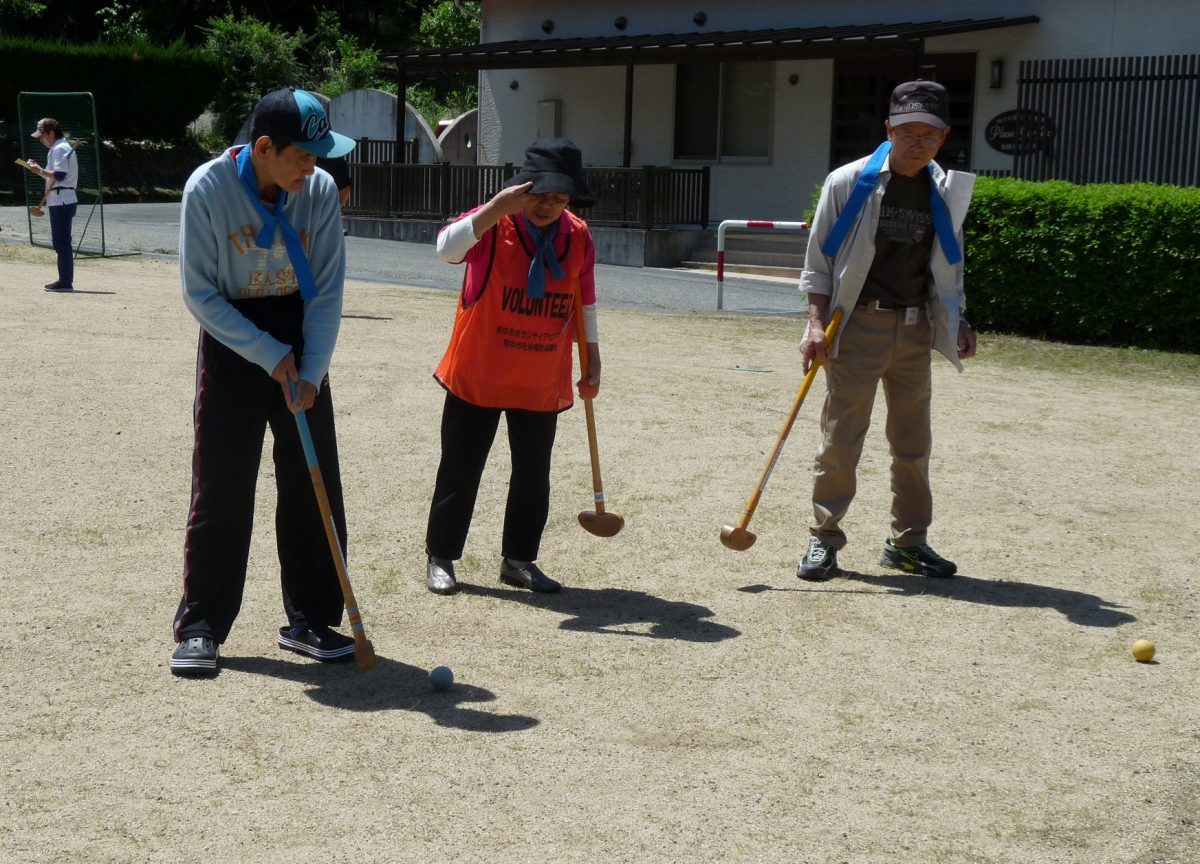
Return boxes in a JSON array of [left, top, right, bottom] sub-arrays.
[[235, 145, 318, 300], [520, 213, 565, 300], [821, 140, 963, 265]]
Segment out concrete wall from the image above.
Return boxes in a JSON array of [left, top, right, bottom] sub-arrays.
[[591, 227, 708, 268], [438, 109, 479, 164], [327, 90, 443, 164]]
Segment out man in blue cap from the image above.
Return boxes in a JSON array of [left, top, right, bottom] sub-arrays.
[[169, 87, 359, 676], [797, 80, 978, 582]]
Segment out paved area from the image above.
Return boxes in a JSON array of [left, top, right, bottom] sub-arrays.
[[0, 204, 804, 316]]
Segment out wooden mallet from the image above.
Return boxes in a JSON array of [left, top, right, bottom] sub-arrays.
[[720, 308, 843, 551], [572, 291, 624, 537], [290, 383, 376, 670]]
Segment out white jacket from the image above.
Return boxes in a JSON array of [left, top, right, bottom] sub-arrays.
[[799, 153, 975, 371]]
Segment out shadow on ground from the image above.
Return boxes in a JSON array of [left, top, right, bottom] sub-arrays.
[[463, 583, 741, 642], [740, 569, 1135, 627], [219, 654, 539, 732]]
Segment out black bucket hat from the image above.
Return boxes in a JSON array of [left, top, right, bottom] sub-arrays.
[[503, 138, 596, 208]]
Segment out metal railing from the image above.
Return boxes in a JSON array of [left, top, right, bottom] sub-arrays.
[[345, 158, 711, 228], [714, 219, 809, 310]]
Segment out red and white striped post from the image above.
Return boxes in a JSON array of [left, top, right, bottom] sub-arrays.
[[716, 219, 809, 310]]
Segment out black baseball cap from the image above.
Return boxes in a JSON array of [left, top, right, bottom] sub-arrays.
[[249, 87, 355, 158], [889, 81, 950, 129]]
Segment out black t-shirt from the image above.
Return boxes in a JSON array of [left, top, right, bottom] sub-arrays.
[[860, 170, 934, 307], [316, 157, 352, 191]]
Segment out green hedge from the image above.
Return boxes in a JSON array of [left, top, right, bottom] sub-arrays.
[[0, 37, 222, 141], [964, 178, 1200, 353]]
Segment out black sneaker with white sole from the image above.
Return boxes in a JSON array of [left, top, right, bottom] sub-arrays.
[[797, 537, 839, 581], [277, 625, 356, 661], [879, 538, 957, 577], [170, 636, 219, 676]]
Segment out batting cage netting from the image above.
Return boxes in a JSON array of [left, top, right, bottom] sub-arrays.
[[18, 91, 109, 257]]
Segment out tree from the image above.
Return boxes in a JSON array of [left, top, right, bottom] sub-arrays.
[[306, 9, 389, 98], [408, 0, 479, 126], [202, 13, 306, 141], [95, 0, 146, 43], [419, 0, 478, 49], [0, 0, 47, 25]]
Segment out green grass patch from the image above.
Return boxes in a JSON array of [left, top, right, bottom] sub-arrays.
[[978, 333, 1200, 384]]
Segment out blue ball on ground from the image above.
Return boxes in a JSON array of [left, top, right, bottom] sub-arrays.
[[430, 665, 454, 690]]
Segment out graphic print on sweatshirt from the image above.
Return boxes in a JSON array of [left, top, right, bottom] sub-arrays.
[[226, 224, 312, 298]]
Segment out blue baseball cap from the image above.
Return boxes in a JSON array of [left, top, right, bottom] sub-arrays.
[[249, 87, 356, 158]]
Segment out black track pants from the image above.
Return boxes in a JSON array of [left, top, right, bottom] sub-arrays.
[[425, 390, 558, 563], [174, 294, 346, 645]]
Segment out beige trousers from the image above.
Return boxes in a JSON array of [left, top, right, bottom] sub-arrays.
[[810, 306, 934, 549]]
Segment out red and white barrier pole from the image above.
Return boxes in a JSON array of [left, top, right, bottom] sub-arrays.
[[715, 219, 808, 310]]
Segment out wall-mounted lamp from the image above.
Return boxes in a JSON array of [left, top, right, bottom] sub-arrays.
[[788, 73, 799, 86], [614, 16, 628, 31], [990, 59, 1004, 89], [693, 11, 707, 27], [509, 80, 519, 90], [541, 19, 554, 34]]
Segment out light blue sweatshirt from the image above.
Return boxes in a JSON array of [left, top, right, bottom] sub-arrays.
[[179, 146, 344, 387]]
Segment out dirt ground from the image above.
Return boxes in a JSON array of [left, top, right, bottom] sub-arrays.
[[1, 245, 1197, 864]]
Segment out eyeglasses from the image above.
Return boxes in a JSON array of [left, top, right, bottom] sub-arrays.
[[892, 131, 943, 148]]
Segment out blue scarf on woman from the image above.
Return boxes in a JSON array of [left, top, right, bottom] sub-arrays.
[[520, 212, 566, 300]]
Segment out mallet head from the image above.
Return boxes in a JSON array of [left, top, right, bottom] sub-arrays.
[[355, 640, 377, 671], [720, 525, 757, 551], [579, 510, 624, 537]]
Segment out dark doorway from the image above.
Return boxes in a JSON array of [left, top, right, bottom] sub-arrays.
[[830, 52, 977, 169], [919, 53, 978, 168]]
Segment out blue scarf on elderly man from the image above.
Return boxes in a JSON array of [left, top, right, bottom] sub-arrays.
[[520, 212, 566, 300], [821, 140, 962, 265], [235, 144, 318, 300]]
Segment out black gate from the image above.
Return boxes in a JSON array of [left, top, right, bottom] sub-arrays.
[[1015, 55, 1200, 185]]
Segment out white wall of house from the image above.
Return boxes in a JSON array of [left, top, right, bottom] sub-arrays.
[[476, 0, 1199, 223]]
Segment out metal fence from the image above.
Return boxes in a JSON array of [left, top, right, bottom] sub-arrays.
[[354, 138, 419, 165], [1015, 55, 1200, 185], [346, 153, 711, 228]]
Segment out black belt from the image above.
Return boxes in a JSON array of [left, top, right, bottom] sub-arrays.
[[52, 186, 75, 192], [855, 299, 911, 311]]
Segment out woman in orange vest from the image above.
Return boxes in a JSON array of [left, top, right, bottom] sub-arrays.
[[425, 139, 602, 595]]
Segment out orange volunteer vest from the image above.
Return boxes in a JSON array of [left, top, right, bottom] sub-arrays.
[[435, 212, 589, 412]]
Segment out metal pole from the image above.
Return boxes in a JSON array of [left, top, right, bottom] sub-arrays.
[[714, 219, 809, 311]]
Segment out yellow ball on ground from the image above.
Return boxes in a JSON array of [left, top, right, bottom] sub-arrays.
[[1131, 639, 1156, 662]]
